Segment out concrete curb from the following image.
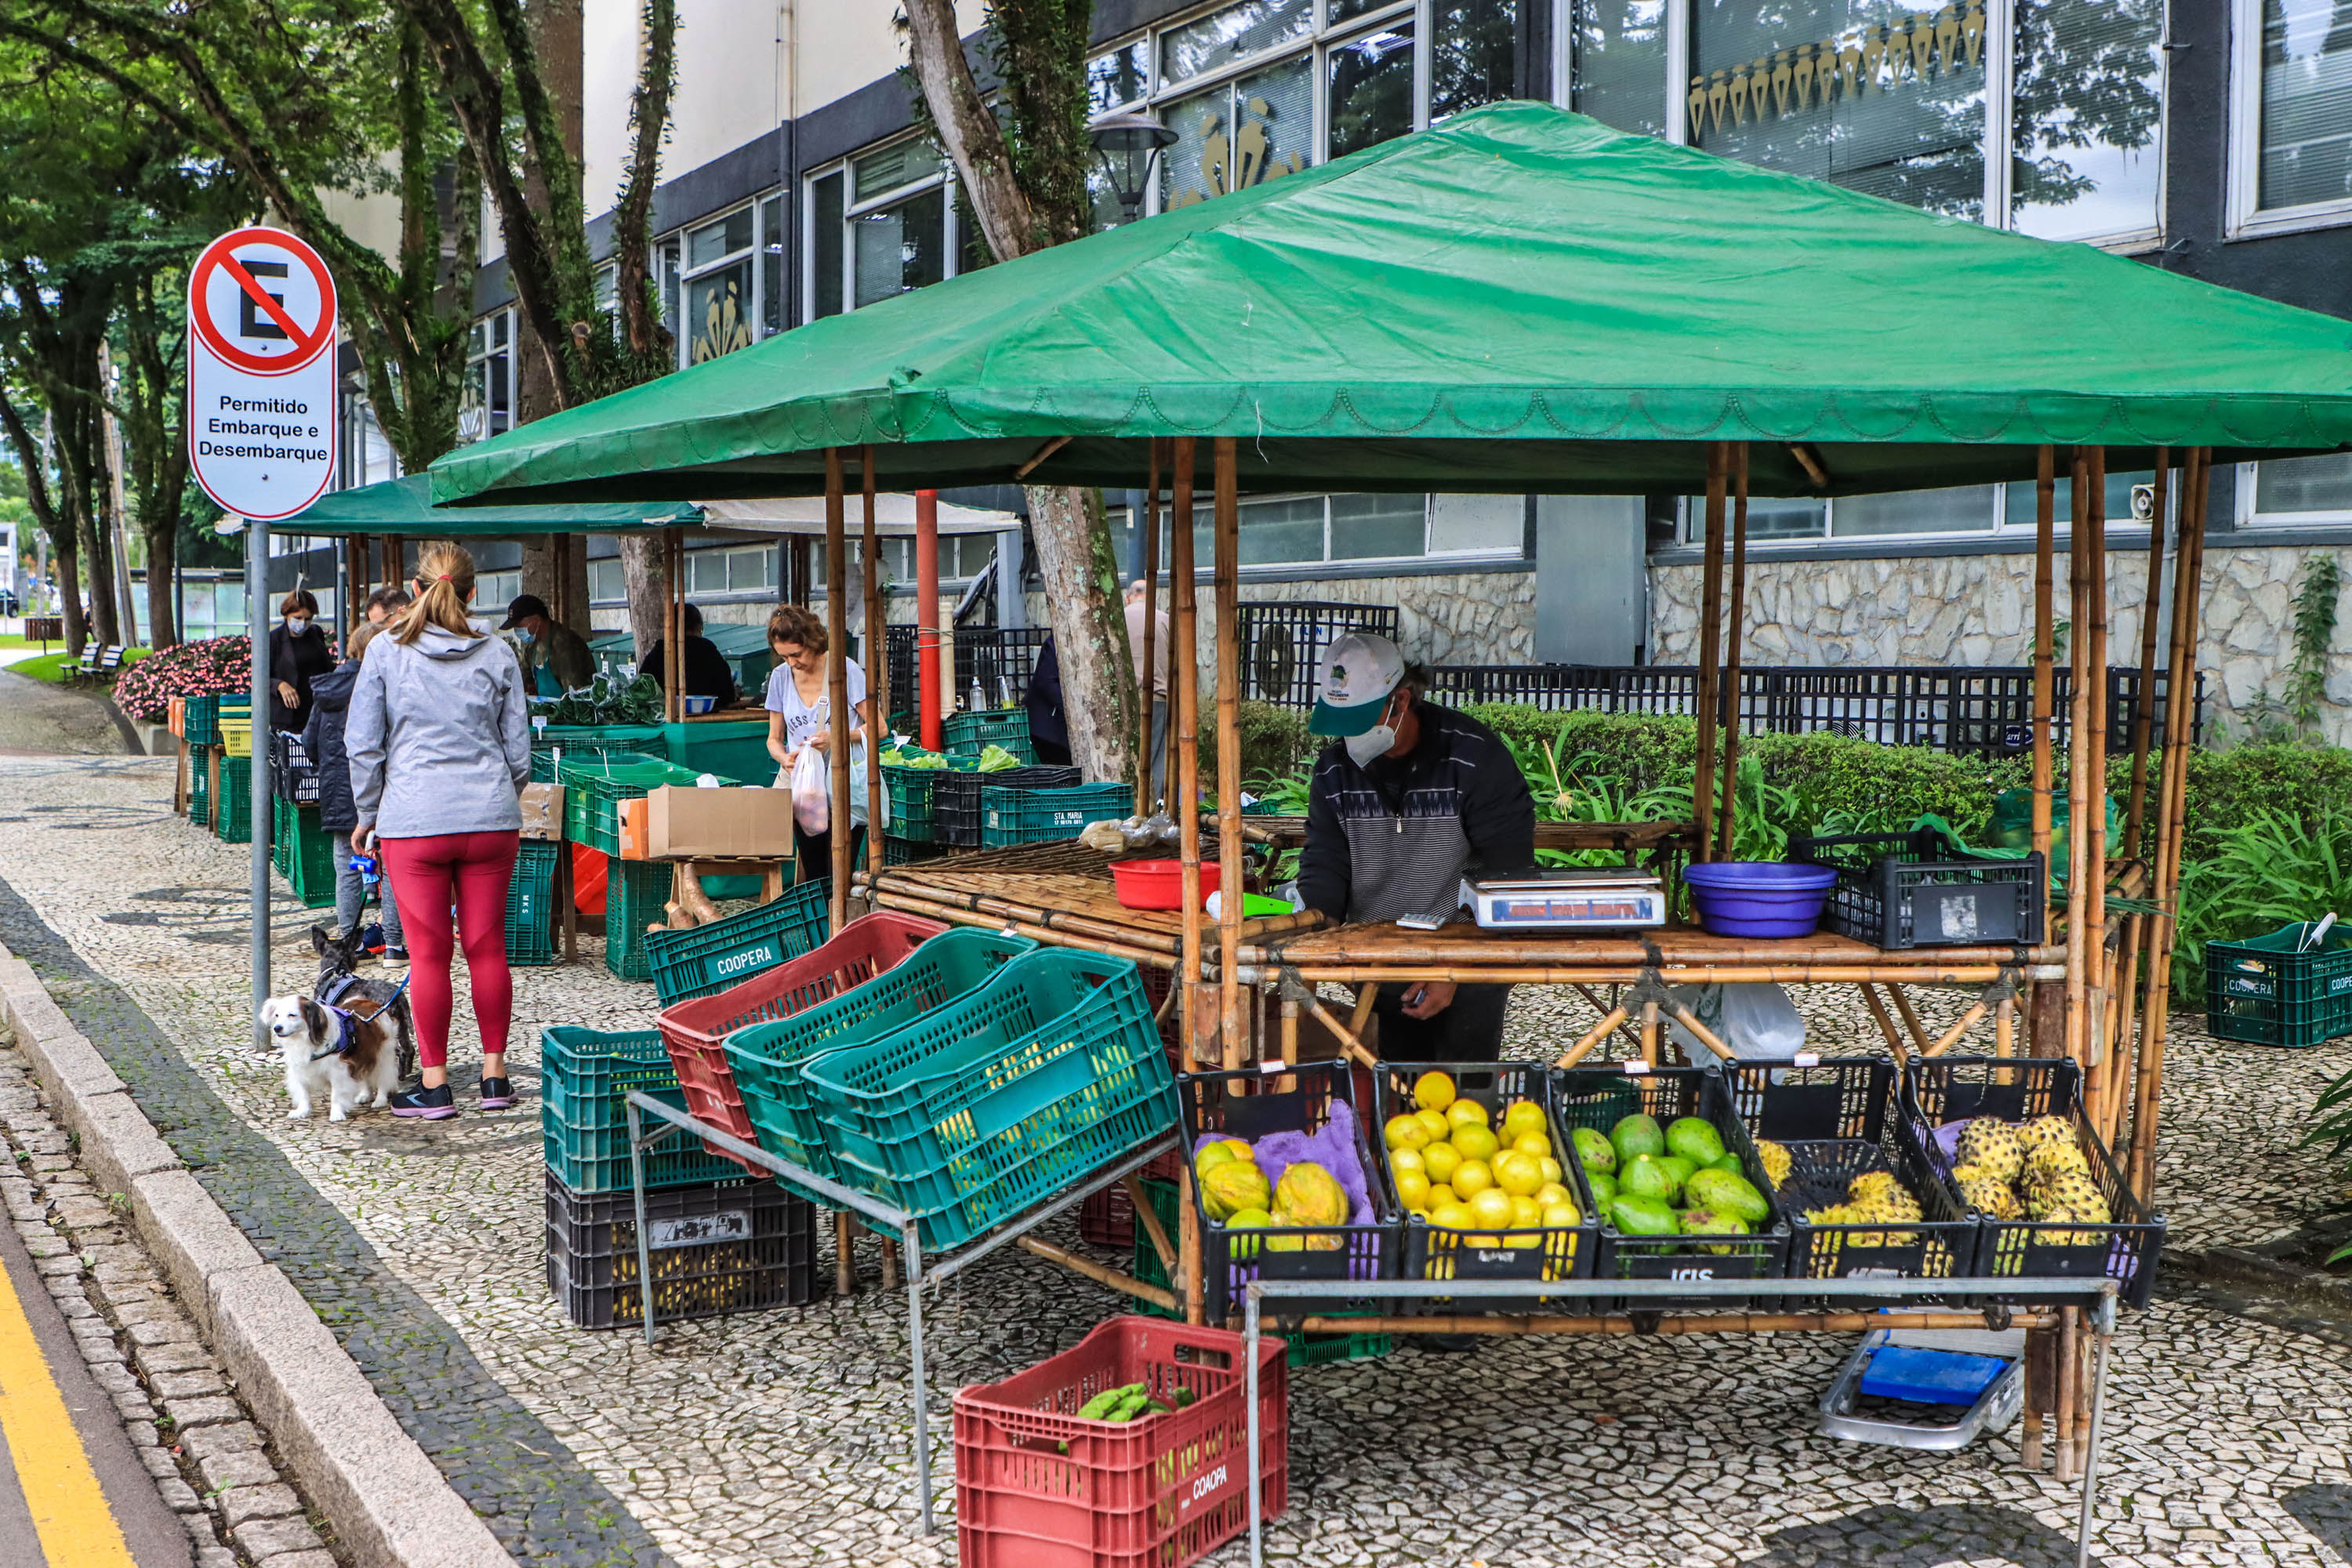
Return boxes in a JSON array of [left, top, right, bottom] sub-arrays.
[[0, 943, 514, 1568]]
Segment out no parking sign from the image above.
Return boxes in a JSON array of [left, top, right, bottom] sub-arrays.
[[186, 227, 337, 521]]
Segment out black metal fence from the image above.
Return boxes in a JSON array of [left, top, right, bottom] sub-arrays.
[[884, 625, 1054, 717], [1424, 664, 2205, 758], [1237, 602, 1400, 709]]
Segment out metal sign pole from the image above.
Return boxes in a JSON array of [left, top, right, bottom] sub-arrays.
[[247, 514, 271, 1026]]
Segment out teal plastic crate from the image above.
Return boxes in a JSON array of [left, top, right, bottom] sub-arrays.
[[662, 719, 773, 787], [2205, 922, 2352, 1047], [559, 753, 720, 855], [644, 880, 833, 1004], [539, 1026, 748, 1193], [725, 928, 1034, 1194], [802, 948, 1178, 1250], [507, 841, 562, 966], [943, 708, 1035, 764], [281, 800, 337, 909], [530, 723, 666, 783], [604, 858, 674, 982], [1128, 1178, 1392, 1367], [188, 746, 213, 827], [270, 796, 292, 876], [883, 757, 975, 845], [184, 695, 246, 749], [980, 782, 1134, 847], [213, 754, 254, 844]]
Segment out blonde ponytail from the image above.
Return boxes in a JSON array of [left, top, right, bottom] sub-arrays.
[[394, 542, 483, 645]]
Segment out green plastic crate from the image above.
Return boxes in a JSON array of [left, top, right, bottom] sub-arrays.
[[213, 754, 254, 844], [604, 858, 674, 982], [882, 757, 975, 845], [188, 746, 213, 828], [1129, 1178, 1392, 1364], [279, 800, 337, 909], [184, 695, 246, 749], [271, 796, 292, 876], [980, 782, 1134, 847], [942, 708, 1035, 764], [530, 723, 667, 783], [559, 753, 722, 855], [2206, 922, 2352, 1047], [539, 1026, 747, 1193], [883, 834, 943, 866], [644, 880, 833, 1005], [508, 841, 562, 966]]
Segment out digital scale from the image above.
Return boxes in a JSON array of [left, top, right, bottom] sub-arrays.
[[1465, 867, 1667, 931]]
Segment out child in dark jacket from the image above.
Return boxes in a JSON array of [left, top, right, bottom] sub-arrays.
[[303, 624, 407, 964]]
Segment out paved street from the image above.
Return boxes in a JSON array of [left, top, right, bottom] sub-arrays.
[[0, 749, 2348, 1566]]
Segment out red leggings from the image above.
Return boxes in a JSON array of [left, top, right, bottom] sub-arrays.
[[379, 831, 519, 1072]]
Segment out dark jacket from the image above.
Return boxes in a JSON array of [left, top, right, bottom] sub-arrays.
[[268, 621, 336, 733], [641, 636, 739, 705], [300, 661, 361, 833], [1297, 699, 1535, 927], [1024, 636, 1068, 751]]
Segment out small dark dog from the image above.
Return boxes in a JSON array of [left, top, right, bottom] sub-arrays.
[[310, 924, 418, 1082]]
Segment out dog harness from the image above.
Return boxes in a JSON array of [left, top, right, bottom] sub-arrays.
[[309, 1004, 360, 1062], [309, 971, 409, 1062]]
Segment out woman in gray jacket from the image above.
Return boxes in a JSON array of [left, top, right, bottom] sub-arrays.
[[346, 542, 532, 1120]]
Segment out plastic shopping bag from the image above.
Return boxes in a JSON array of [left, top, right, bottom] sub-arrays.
[[791, 746, 829, 836], [1666, 982, 1807, 1063]]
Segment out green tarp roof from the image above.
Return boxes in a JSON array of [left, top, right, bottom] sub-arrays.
[[430, 101, 2352, 507], [287, 475, 703, 535]]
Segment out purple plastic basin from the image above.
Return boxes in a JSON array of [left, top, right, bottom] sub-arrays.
[[1681, 862, 1839, 938]]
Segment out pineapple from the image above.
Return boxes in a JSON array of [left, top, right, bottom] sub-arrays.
[[1955, 1119, 2026, 1184], [1755, 1139, 1793, 1188]]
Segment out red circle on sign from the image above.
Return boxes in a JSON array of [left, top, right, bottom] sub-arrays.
[[187, 227, 336, 376]]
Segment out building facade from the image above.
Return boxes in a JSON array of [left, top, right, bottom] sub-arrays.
[[371, 1, 2352, 736]]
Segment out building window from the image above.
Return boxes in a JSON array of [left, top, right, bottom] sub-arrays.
[[761, 194, 786, 336], [682, 543, 780, 597], [1569, 1, 1670, 137], [589, 557, 625, 605], [804, 140, 973, 317], [1327, 26, 1418, 160], [460, 310, 514, 444], [2232, 0, 2352, 233], [666, 198, 790, 367], [2010, 0, 2166, 242], [2247, 452, 2352, 523], [478, 568, 521, 608], [1681, 470, 2158, 544], [1114, 492, 1527, 568]]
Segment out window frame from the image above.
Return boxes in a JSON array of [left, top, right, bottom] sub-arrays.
[[668, 196, 781, 368], [1671, 482, 2161, 548], [2227, 0, 2352, 239], [801, 136, 971, 319], [459, 307, 517, 445], [2235, 456, 2352, 528], [1119, 489, 1529, 568]]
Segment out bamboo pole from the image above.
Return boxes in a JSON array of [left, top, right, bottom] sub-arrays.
[[1639, 998, 1661, 1067], [2034, 445, 2057, 940], [2063, 450, 2092, 1067], [1886, 984, 1933, 1058], [862, 451, 885, 878], [2125, 451, 2169, 862], [1139, 439, 1161, 815], [1017, 1237, 1177, 1311], [1556, 1006, 1630, 1069], [1572, 984, 1646, 1054], [1693, 444, 1729, 862], [825, 450, 851, 936], [663, 530, 683, 724], [2056, 1304, 2080, 1481], [1214, 439, 1246, 1068], [1299, 992, 1381, 1070], [1860, 984, 1908, 1061], [1716, 444, 1751, 859], [1123, 1171, 1180, 1282], [2085, 448, 2111, 1094], [2129, 448, 2209, 1201], [1925, 1000, 1989, 1058], [1996, 996, 2016, 1057], [1171, 439, 1203, 1066]]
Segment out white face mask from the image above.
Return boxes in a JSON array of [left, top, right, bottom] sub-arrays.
[[1342, 692, 1402, 768], [285, 616, 310, 634]]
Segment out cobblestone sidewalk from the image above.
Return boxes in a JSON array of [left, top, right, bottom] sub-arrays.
[[4, 753, 2352, 1568]]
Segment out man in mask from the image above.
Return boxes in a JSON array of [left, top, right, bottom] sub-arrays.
[[1296, 632, 1534, 1062], [499, 593, 595, 698]]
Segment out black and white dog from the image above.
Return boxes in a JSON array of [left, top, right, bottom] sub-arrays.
[[310, 924, 417, 1082], [259, 993, 403, 1121]]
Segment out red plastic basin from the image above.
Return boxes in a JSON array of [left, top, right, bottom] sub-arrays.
[[1111, 858, 1220, 912]]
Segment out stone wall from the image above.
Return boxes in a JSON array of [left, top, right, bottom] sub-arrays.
[[1650, 543, 2352, 745]]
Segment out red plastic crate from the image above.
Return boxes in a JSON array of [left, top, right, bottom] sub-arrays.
[[655, 912, 946, 1171], [953, 1316, 1288, 1568], [1075, 1149, 1184, 1250]]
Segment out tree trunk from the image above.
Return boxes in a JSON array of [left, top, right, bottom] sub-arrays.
[[1025, 484, 1137, 783], [898, 0, 1040, 263], [52, 524, 87, 657], [619, 534, 665, 660], [142, 513, 177, 649]]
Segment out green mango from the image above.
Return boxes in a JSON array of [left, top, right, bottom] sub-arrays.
[[1572, 1127, 1617, 1175], [1610, 1194, 1680, 1236], [1655, 1154, 1697, 1200], [1680, 1208, 1753, 1255], [1618, 1155, 1677, 1203], [1685, 1167, 1770, 1226], [1610, 1112, 1665, 1164], [1710, 1152, 1746, 1174], [1584, 1170, 1617, 1207], [1665, 1116, 1726, 1167]]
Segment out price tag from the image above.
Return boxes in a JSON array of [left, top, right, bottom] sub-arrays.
[[1794, 1051, 1820, 1067], [1621, 1058, 1650, 1076], [1259, 1060, 1287, 1075]]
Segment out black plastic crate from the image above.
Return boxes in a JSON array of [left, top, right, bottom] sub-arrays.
[[1176, 1059, 1399, 1323], [931, 764, 1078, 847], [544, 1170, 816, 1330], [1790, 828, 2044, 950], [1552, 1067, 1789, 1312], [1720, 1058, 1980, 1302], [1900, 1056, 2164, 1309], [270, 731, 321, 804], [1369, 1062, 1599, 1314]]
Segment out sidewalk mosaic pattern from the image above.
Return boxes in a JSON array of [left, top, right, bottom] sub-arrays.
[[4, 753, 2352, 1566]]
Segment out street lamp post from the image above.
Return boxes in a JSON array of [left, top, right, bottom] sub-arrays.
[[1089, 112, 1179, 224]]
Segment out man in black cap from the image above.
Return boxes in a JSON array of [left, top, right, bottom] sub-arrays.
[[500, 593, 596, 697]]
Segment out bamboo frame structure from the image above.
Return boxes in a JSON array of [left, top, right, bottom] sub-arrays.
[[1693, 444, 1729, 861], [824, 449, 851, 935], [1171, 438, 1204, 1069], [1716, 443, 1751, 858], [862, 451, 886, 880], [2034, 446, 2056, 941], [1215, 439, 1247, 1069], [1138, 440, 1161, 815]]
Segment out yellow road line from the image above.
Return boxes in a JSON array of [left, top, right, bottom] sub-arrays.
[[0, 1249, 136, 1568]]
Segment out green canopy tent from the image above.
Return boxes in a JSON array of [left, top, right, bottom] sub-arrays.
[[281, 474, 705, 535], [428, 101, 2352, 508]]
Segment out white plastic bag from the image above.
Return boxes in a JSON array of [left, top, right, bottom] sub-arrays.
[[790, 746, 829, 836], [1666, 982, 1806, 1063]]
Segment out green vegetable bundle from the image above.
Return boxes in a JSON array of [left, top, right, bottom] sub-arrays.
[[530, 672, 665, 727]]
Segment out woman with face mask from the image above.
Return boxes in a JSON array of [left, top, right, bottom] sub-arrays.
[[1295, 631, 1535, 1063], [268, 589, 336, 733]]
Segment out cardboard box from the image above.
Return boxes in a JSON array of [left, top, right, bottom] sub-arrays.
[[644, 785, 797, 862], [518, 783, 564, 841]]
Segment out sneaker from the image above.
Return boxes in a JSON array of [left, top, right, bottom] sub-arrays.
[[382, 946, 409, 968], [358, 922, 387, 955], [389, 1083, 456, 1120], [479, 1076, 515, 1111]]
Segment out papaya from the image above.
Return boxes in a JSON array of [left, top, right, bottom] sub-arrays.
[[1201, 1160, 1271, 1221], [1272, 1160, 1348, 1228], [1584, 1170, 1617, 1207]]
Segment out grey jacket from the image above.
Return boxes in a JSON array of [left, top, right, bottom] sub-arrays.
[[346, 624, 531, 837]]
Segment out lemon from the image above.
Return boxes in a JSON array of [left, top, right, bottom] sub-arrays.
[[1390, 1146, 1426, 1175], [1451, 1158, 1494, 1199], [1385, 1114, 1432, 1152], [1542, 1200, 1581, 1228], [1414, 1108, 1450, 1143], [1421, 1142, 1461, 1185], [1413, 1071, 1457, 1112], [1494, 1152, 1544, 1198], [1534, 1181, 1572, 1208], [1512, 1131, 1552, 1160], [1538, 1156, 1564, 1185], [1468, 1187, 1516, 1229], [1501, 1101, 1548, 1142], [1429, 1200, 1474, 1230], [1196, 1143, 1236, 1178], [1446, 1098, 1489, 1132], [1425, 1182, 1457, 1209], [1394, 1170, 1431, 1210], [1504, 1231, 1543, 1250], [1510, 1194, 1543, 1228], [1450, 1125, 1500, 1164]]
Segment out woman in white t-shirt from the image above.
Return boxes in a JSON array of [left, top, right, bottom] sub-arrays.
[[763, 603, 873, 883]]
